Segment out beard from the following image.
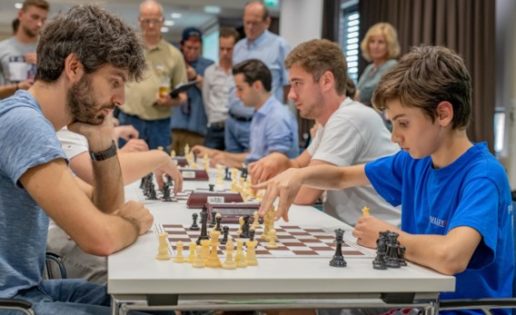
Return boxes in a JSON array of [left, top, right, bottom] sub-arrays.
[[67, 74, 114, 125], [22, 25, 37, 39]]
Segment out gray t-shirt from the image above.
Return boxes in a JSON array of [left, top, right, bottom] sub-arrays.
[[0, 90, 65, 298], [0, 37, 37, 84], [307, 97, 400, 226]]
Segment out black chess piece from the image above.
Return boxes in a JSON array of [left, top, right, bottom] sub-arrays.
[[224, 167, 231, 181], [372, 231, 388, 270], [215, 213, 222, 232], [146, 182, 158, 200], [166, 175, 173, 186], [162, 183, 172, 202], [197, 208, 209, 245], [189, 213, 200, 231], [385, 231, 401, 268], [239, 215, 250, 238], [398, 245, 407, 266], [329, 228, 347, 267], [209, 211, 217, 228], [249, 229, 255, 241], [240, 167, 248, 180], [208, 184, 214, 192], [220, 226, 229, 245]]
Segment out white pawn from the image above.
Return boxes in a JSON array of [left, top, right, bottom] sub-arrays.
[[267, 229, 278, 248], [174, 241, 185, 263], [222, 238, 237, 269], [156, 232, 170, 260]]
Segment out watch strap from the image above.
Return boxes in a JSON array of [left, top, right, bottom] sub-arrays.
[[89, 140, 117, 161]]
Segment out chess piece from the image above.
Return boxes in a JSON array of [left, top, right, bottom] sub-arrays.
[[184, 143, 190, 156], [329, 229, 347, 267], [222, 238, 236, 269], [372, 231, 388, 270], [170, 149, 176, 158], [156, 232, 170, 260], [245, 238, 258, 266], [220, 226, 229, 245], [224, 167, 231, 181], [267, 229, 278, 248], [192, 245, 204, 268], [239, 215, 250, 238], [200, 239, 210, 266], [174, 241, 186, 263], [188, 241, 197, 263], [206, 230, 222, 268], [362, 206, 370, 217], [208, 184, 215, 192], [214, 213, 222, 232], [209, 211, 217, 228], [237, 216, 244, 236], [190, 213, 200, 231], [162, 182, 172, 202], [240, 167, 248, 180], [197, 209, 209, 245], [385, 231, 401, 268], [398, 245, 407, 266], [251, 211, 260, 230], [235, 239, 247, 268]]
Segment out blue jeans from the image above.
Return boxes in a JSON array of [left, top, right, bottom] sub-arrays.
[[8, 279, 110, 315], [224, 117, 250, 153], [118, 112, 171, 150], [204, 124, 225, 150]]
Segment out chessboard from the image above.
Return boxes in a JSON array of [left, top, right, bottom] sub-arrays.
[[160, 223, 372, 259]]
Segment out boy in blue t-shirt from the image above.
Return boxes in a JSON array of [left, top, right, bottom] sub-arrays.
[[257, 46, 514, 306]]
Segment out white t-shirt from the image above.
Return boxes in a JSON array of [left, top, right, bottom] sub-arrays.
[[57, 128, 89, 159], [307, 97, 400, 226]]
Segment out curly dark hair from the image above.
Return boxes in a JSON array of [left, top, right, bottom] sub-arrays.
[[36, 5, 145, 82]]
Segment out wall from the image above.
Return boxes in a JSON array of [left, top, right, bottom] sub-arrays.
[[279, 0, 323, 48]]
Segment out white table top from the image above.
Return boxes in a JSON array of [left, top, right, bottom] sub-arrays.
[[108, 180, 455, 296]]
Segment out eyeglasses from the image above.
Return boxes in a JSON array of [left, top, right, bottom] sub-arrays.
[[140, 18, 163, 25]]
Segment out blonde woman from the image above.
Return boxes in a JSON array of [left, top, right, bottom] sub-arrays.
[[356, 22, 400, 106]]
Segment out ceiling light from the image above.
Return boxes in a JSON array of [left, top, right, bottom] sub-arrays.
[[14, 3, 22, 9], [204, 5, 221, 14], [161, 27, 170, 33], [164, 20, 175, 26], [170, 13, 182, 19]]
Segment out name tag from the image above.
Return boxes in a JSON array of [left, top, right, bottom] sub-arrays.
[[9, 62, 29, 81], [181, 171, 196, 179], [207, 196, 224, 204]]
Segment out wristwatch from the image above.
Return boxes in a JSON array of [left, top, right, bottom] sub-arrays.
[[89, 140, 117, 161]]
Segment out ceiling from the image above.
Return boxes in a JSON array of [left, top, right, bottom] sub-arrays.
[[0, 0, 280, 42]]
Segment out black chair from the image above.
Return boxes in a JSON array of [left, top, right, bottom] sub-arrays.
[[0, 298, 35, 315]]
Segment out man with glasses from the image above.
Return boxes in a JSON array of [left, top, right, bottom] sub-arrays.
[[118, 0, 187, 150], [0, 0, 48, 99], [225, 0, 291, 153]]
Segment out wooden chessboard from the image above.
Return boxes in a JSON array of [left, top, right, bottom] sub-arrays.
[[160, 224, 372, 258]]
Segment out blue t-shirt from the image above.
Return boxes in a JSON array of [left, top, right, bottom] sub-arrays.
[[246, 96, 299, 163], [170, 57, 214, 136], [365, 143, 514, 304], [0, 90, 66, 298]]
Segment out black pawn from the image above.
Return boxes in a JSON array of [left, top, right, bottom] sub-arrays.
[[224, 167, 231, 181], [147, 183, 157, 200], [209, 211, 217, 228], [197, 209, 209, 245], [329, 228, 347, 267], [189, 213, 200, 231], [215, 213, 222, 232], [398, 245, 407, 266], [208, 184, 214, 192], [220, 226, 229, 245], [239, 215, 250, 238], [162, 183, 172, 202], [240, 167, 248, 180]]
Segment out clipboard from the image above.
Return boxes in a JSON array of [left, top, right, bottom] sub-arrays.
[[170, 81, 197, 98]]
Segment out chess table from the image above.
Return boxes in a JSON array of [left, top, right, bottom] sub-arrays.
[[108, 180, 455, 315]]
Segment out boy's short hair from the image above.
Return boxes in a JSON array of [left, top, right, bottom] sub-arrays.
[[373, 45, 472, 129], [285, 39, 348, 96], [232, 59, 272, 92], [36, 5, 145, 82], [219, 27, 239, 42], [360, 22, 400, 62], [22, 0, 49, 11]]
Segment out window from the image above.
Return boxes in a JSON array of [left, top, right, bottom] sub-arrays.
[[339, 0, 359, 82]]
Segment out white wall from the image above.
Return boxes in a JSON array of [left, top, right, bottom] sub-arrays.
[[279, 0, 323, 48]]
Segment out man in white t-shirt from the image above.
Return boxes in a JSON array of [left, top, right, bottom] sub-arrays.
[[250, 39, 400, 226]]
